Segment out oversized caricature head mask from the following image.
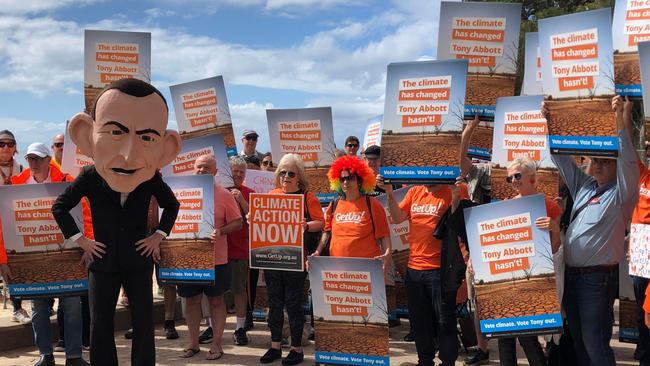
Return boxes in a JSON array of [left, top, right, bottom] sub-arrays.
[[69, 78, 181, 193]]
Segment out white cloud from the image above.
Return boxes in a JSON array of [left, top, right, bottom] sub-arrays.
[[0, 0, 100, 15], [230, 101, 275, 153]]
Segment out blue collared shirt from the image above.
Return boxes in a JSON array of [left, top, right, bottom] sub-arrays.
[[551, 130, 639, 267]]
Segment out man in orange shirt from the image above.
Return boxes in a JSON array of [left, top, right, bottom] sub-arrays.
[[380, 178, 464, 366]]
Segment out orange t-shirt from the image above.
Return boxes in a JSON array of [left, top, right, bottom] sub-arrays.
[[633, 159, 650, 224], [324, 196, 390, 258], [399, 185, 468, 270], [269, 188, 324, 222], [544, 196, 562, 221]]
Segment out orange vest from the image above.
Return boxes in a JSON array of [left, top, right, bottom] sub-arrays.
[[0, 162, 94, 264]]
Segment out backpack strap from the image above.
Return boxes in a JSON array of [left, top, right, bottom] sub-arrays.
[[365, 195, 375, 238]]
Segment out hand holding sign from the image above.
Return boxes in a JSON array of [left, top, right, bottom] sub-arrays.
[[76, 236, 106, 259]]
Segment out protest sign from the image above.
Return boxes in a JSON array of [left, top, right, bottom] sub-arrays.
[[639, 41, 650, 116], [629, 223, 650, 278], [463, 194, 562, 338], [0, 183, 86, 298], [84, 30, 151, 112], [158, 175, 215, 285], [170, 76, 238, 156], [437, 1, 522, 120], [620, 258, 639, 343], [522, 32, 544, 96], [249, 193, 304, 271], [613, 0, 648, 97], [308, 256, 389, 366], [380, 59, 467, 184], [491, 95, 558, 200], [539, 8, 618, 156], [60, 129, 93, 178], [160, 133, 232, 187], [267, 107, 336, 203], [362, 115, 383, 150], [244, 170, 276, 194]]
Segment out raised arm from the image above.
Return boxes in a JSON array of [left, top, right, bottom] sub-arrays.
[[613, 95, 641, 203], [460, 115, 480, 178]]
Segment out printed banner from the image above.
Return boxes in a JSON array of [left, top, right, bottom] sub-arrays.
[[522, 32, 544, 96], [244, 170, 276, 194], [249, 193, 304, 271], [613, 0, 646, 96], [158, 175, 215, 285], [463, 194, 563, 338], [170, 76, 237, 156], [437, 1, 522, 120], [362, 115, 383, 150], [539, 8, 618, 156], [267, 107, 335, 198], [380, 60, 467, 184], [491, 95, 559, 200], [84, 30, 151, 112], [0, 183, 86, 299], [309, 256, 389, 366], [60, 129, 94, 179], [620, 258, 640, 343], [160, 133, 233, 187]]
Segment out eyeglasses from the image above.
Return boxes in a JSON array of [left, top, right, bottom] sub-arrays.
[[53, 142, 64, 148], [591, 158, 614, 166], [340, 175, 357, 183], [26, 156, 46, 162], [505, 173, 522, 183], [262, 160, 273, 167], [245, 136, 258, 141], [346, 143, 359, 148], [279, 170, 296, 178], [0, 141, 16, 148]]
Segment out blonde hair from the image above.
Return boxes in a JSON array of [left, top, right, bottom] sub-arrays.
[[507, 157, 537, 175], [275, 153, 309, 191]]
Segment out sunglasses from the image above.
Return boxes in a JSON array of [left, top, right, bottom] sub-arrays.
[[346, 143, 359, 148], [53, 142, 64, 148], [26, 156, 46, 162], [245, 136, 258, 141], [505, 172, 522, 183], [340, 175, 357, 183], [262, 160, 273, 167], [0, 141, 16, 148], [279, 170, 296, 178]]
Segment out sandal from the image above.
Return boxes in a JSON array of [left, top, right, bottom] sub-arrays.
[[180, 348, 200, 358], [206, 350, 224, 360]]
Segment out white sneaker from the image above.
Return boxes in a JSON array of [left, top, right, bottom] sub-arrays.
[[11, 309, 32, 325]]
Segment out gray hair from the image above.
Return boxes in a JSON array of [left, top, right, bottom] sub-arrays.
[[507, 157, 537, 175], [229, 155, 247, 170], [275, 153, 309, 191]]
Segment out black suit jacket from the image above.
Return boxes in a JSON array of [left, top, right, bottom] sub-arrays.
[[52, 166, 180, 273]]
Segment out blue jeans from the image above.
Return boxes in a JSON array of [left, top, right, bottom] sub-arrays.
[[563, 268, 617, 366], [633, 276, 650, 366], [32, 297, 82, 358], [405, 268, 458, 366]]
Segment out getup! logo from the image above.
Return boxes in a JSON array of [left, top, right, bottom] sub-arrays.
[[410, 202, 444, 217], [335, 211, 366, 224]]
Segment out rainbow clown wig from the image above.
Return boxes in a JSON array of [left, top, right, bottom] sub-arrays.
[[327, 155, 377, 195]]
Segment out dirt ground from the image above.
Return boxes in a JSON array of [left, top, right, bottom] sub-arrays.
[[84, 85, 103, 112], [491, 168, 560, 201], [619, 298, 638, 334], [315, 321, 389, 356], [382, 133, 462, 167], [466, 74, 516, 106], [159, 240, 213, 270], [305, 167, 332, 196], [8, 250, 86, 284], [615, 53, 641, 86], [180, 124, 237, 154], [475, 277, 560, 320], [469, 124, 493, 156], [546, 98, 616, 137]]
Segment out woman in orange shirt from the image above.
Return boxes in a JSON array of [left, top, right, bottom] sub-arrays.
[[260, 153, 324, 366], [312, 156, 391, 269]]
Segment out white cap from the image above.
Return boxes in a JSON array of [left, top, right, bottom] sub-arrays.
[[25, 143, 51, 158]]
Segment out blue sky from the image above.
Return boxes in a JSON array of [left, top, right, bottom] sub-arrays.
[[0, 0, 444, 164]]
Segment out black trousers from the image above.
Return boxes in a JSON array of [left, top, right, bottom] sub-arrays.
[[265, 269, 306, 347], [248, 268, 260, 314], [89, 268, 154, 366]]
